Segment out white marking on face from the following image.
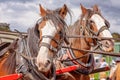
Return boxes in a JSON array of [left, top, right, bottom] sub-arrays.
[[91, 14, 112, 38], [37, 20, 58, 65]]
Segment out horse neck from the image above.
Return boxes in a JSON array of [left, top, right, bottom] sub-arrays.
[[69, 20, 91, 61], [69, 20, 91, 50], [0, 53, 9, 76], [0, 51, 16, 76]]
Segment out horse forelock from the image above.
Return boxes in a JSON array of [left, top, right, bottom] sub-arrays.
[[35, 7, 72, 39]]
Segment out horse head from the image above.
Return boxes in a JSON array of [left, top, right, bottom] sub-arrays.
[[80, 4, 114, 52], [36, 4, 69, 73]]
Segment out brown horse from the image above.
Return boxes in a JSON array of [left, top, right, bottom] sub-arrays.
[[0, 4, 71, 80], [56, 4, 114, 80]]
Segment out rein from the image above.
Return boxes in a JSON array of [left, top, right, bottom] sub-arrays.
[[61, 45, 120, 57], [66, 35, 119, 40], [57, 44, 120, 75]]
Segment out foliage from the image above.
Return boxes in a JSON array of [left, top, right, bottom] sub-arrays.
[[112, 32, 120, 42], [0, 23, 10, 31]]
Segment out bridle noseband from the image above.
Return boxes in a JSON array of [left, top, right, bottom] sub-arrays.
[[86, 20, 110, 37], [83, 10, 110, 37], [84, 12, 111, 52], [37, 21, 69, 58], [39, 34, 63, 53]]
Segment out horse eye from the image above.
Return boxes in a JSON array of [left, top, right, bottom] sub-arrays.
[[90, 20, 94, 23], [62, 12, 65, 14]]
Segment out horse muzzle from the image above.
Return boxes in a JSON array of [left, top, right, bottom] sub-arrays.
[[36, 59, 52, 73], [100, 39, 114, 52]]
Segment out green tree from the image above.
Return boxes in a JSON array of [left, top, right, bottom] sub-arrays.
[[0, 23, 10, 31], [112, 32, 120, 42]]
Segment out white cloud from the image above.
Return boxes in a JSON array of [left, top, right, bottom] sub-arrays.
[[110, 0, 120, 7], [0, 2, 39, 31], [0, 0, 120, 33], [109, 19, 120, 33], [71, 8, 81, 24]]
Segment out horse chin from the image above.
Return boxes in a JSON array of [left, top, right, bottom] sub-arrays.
[[37, 63, 52, 73]]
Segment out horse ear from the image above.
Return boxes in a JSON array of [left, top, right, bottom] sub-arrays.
[[39, 4, 46, 17], [59, 4, 68, 19], [80, 4, 87, 15], [93, 5, 99, 12]]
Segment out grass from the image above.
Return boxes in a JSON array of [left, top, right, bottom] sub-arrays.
[[94, 73, 99, 80]]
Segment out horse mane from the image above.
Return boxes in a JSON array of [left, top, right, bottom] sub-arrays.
[[30, 7, 72, 56], [27, 27, 40, 57], [36, 7, 72, 33], [68, 20, 81, 44]]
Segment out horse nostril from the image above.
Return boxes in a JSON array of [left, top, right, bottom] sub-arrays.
[[45, 60, 51, 67], [105, 41, 108, 44]]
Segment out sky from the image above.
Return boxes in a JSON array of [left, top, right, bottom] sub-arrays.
[[0, 0, 120, 33]]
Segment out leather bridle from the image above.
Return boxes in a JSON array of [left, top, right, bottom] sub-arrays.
[[38, 20, 69, 54], [39, 34, 64, 53], [60, 11, 110, 75]]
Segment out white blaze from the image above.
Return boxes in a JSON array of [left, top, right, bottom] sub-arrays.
[[91, 14, 112, 38], [37, 20, 57, 64]]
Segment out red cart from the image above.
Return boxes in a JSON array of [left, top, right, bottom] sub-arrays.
[[0, 65, 110, 80]]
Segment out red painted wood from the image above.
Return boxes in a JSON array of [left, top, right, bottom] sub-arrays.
[[56, 65, 79, 74], [0, 66, 110, 79], [0, 74, 22, 80], [0, 65, 78, 80]]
